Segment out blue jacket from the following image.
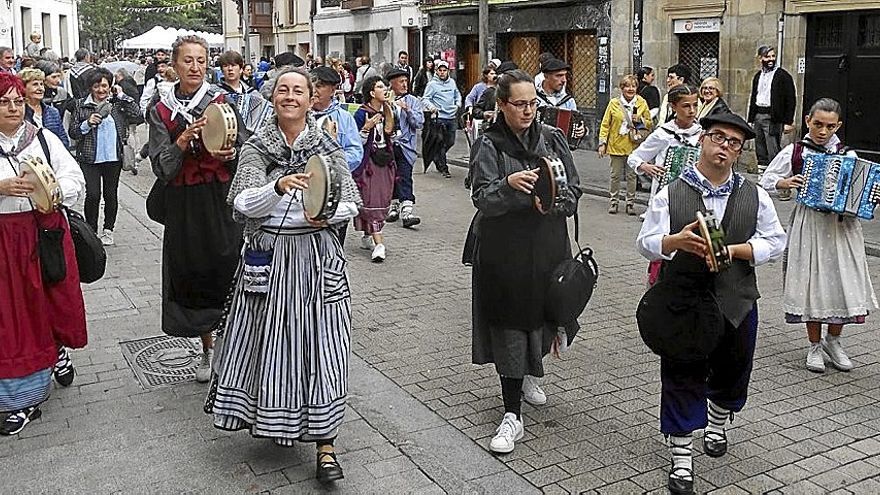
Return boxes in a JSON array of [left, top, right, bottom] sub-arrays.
[[423, 75, 461, 120], [26, 103, 70, 149], [392, 93, 424, 165], [313, 99, 364, 172]]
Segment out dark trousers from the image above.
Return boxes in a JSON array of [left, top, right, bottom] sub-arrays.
[[81, 161, 123, 232], [393, 145, 415, 202], [434, 118, 457, 173], [753, 113, 781, 166], [659, 305, 759, 436]]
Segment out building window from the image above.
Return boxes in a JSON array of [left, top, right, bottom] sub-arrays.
[[288, 0, 296, 24]]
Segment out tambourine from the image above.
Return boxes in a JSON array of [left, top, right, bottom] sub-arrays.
[[20, 156, 62, 214], [302, 155, 342, 222], [533, 156, 568, 214], [696, 210, 730, 273], [202, 102, 238, 153]]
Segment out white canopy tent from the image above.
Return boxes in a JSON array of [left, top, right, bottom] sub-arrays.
[[120, 27, 224, 50]]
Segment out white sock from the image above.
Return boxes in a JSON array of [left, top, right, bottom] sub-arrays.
[[706, 400, 730, 437], [669, 434, 693, 480]]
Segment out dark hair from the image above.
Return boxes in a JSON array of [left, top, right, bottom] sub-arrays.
[[74, 48, 90, 62], [361, 75, 385, 102], [361, 55, 371, 65], [667, 84, 699, 104], [343, 62, 353, 72], [481, 66, 495, 83], [636, 66, 654, 82], [808, 97, 842, 119], [35, 60, 62, 77], [218, 50, 244, 68], [667, 63, 691, 84], [398, 50, 408, 57], [86, 67, 114, 89], [757, 45, 776, 57], [495, 69, 535, 102]]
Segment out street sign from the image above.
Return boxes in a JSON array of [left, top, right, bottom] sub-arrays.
[[673, 18, 721, 34]]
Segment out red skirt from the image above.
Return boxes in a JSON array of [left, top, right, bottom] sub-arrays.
[[0, 211, 87, 379]]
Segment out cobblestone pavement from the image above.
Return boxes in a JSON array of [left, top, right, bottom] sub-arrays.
[[2, 131, 880, 494]]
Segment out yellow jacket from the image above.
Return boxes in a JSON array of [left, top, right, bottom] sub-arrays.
[[598, 95, 653, 156]]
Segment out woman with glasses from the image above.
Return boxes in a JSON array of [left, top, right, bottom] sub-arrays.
[[696, 77, 731, 120], [0, 72, 86, 435], [468, 69, 581, 454], [69, 67, 141, 246]]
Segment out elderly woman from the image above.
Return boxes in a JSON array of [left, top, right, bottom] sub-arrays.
[[208, 67, 361, 483], [19, 68, 69, 148], [146, 35, 245, 383], [354, 75, 397, 262], [0, 72, 86, 435], [697, 77, 731, 119], [69, 67, 140, 246], [469, 70, 581, 454], [598, 74, 652, 215], [34, 61, 72, 120]]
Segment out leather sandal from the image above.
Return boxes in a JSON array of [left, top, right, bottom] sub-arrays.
[[316, 450, 344, 483], [667, 466, 694, 495], [703, 430, 728, 458]]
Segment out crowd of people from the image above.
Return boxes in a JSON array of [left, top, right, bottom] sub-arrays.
[[0, 35, 876, 495]]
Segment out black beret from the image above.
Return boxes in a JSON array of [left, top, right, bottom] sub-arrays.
[[495, 61, 518, 74], [700, 113, 757, 141], [274, 52, 305, 68], [311, 66, 341, 85], [386, 68, 409, 80], [541, 58, 571, 73]]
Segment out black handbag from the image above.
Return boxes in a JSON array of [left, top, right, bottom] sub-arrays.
[[146, 179, 166, 224], [65, 208, 107, 283], [545, 212, 599, 326]]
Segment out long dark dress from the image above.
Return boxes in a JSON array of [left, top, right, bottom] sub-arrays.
[[147, 85, 245, 337], [469, 119, 581, 378]]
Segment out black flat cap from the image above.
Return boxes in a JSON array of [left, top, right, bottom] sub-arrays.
[[274, 52, 305, 68], [541, 58, 571, 73], [700, 113, 757, 141], [386, 68, 409, 80], [496, 61, 518, 74], [311, 66, 341, 85]]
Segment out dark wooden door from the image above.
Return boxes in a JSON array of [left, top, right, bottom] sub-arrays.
[[805, 11, 880, 159]]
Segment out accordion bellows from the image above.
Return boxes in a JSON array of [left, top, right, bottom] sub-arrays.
[[798, 154, 880, 220], [660, 145, 701, 189]]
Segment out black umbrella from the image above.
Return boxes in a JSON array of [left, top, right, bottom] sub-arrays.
[[422, 117, 446, 172]]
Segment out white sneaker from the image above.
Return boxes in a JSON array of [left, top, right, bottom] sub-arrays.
[[371, 243, 386, 263], [806, 343, 826, 373], [522, 375, 546, 405], [360, 235, 375, 250], [100, 229, 114, 246], [195, 349, 213, 383], [489, 412, 523, 454], [822, 337, 853, 371]]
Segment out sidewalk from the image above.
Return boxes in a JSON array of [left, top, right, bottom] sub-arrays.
[[445, 130, 880, 256]]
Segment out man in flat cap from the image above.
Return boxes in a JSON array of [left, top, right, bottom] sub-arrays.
[[636, 113, 786, 495], [748, 45, 796, 173], [536, 58, 585, 144], [422, 59, 461, 178], [385, 67, 424, 228], [310, 65, 364, 245]]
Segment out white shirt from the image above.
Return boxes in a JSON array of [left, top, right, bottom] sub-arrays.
[[636, 167, 787, 265], [759, 134, 856, 194], [234, 181, 358, 228], [756, 68, 777, 108], [0, 126, 84, 214], [627, 120, 703, 197]]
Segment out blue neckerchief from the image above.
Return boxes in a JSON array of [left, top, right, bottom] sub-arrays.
[[680, 166, 741, 198]]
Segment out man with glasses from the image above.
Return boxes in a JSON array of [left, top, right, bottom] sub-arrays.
[[636, 112, 786, 495], [422, 59, 461, 178], [748, 45, 796, 173]]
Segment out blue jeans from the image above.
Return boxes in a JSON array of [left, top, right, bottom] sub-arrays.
[[434, 118, 457, 173]]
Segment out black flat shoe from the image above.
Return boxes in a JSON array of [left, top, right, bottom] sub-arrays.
[[703, 430, 728, 458], [316, 451, 344, 483], [0, 406, 42, 436], [668, 467, 694, 495]]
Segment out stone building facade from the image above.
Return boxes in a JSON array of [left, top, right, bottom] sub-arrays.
[[221, 0, 311, 62]]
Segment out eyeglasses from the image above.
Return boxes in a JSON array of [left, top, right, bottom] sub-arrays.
[[504, 99, 539, 112], [701, 87, 718, 92], [705, 131, 744, 151], [0, 98, 26, 107]]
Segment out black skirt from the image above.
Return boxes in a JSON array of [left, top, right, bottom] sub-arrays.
[[161, 180, 243, 337]]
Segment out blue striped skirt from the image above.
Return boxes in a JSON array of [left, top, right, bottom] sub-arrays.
[[209, 228, 351, 441], [0, 368, 51, 412]]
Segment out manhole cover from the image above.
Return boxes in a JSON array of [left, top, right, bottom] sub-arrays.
[[120, 335, 203, 389]]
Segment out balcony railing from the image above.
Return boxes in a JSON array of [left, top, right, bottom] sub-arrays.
[[341, 0, 373, 9]]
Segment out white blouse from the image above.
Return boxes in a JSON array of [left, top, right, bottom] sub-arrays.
[[627, 121, 703, 197], [234, 180, 359, 229], [0, 126, 84, 214]]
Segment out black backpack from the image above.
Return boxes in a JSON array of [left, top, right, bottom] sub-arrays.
[[545, 212, 599, 326], [36, 131, 107, 283]]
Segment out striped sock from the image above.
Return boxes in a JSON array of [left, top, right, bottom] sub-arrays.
[[706, 400, 730, 437], [669, 434, 693, 480]]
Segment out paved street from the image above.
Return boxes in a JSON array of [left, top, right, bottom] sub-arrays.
[[2, 130, 880, 494]]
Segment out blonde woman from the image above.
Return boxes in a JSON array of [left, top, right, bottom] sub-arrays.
[[598, 75, 652, 215], [697, 77, 731, 119]]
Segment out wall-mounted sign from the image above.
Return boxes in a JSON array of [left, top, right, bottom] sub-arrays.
[[673, 18, 721, 34]]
